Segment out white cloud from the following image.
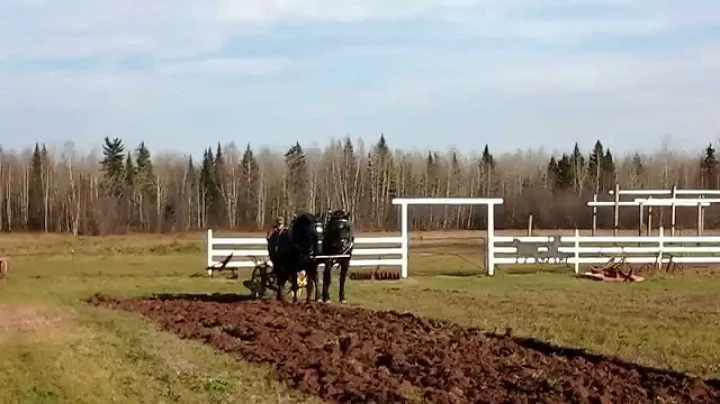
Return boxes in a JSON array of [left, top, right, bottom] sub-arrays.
[[158, 57, 299, 76], [2, 0, 720, 154], [2, 0, 719, 60]]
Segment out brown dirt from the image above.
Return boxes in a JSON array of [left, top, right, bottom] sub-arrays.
[[89, 293, 720, 404]]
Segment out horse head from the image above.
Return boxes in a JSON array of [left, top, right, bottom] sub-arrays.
[[288, 211, 324, 259], [324, 209, 354, 255]]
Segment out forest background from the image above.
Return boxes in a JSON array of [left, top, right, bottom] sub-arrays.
[[1, 135, 719, 235]]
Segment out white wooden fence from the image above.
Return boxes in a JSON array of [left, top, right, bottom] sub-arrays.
[[494, 227, 720, 273], [206, 229, 405, 276]]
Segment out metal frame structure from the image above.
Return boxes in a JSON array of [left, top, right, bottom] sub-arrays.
[[391, 198, 504, 276], [587, 186, 720, 236]]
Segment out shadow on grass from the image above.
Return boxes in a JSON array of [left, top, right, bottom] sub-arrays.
[[500, 264, 575, 275], [485, 329, 720, 387], [433, 270, 480, 277], [150, 293, 256, 303], [86, 292, 257, 305]]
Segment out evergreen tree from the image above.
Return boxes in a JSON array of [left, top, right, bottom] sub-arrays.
[[601, 149, 616, 190], [700, 143, 718, 189], [125, 152, 135, 188], [587, 140, 604, 193], [570, 142, 586, 193], [481, 144, 495, 168], [100, 137, 125, 197], [424, 151, 440, 196], [135, 142, 156, 196], [214, 143, 228, 224], [284, 141, 308, 213], [40, 144, 50, 231], [240, 143, 260, 225], [199, 147, 218, 226], [28, 142, 43, 230], [547, 157, 560, 190], [629, 152, 644, 187], [556, 154, 574, 190], [185, 155, 198, 228], [480, 144, 495, 196], [367, 134, 395, 228], [134, 142, 156, 228], [124, 152, 136, 226]]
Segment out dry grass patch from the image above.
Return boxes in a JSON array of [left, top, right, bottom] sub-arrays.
[[0, 303, 77, 344]]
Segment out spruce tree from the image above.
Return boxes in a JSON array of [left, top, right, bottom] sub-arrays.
[[556, 154, 574, 190], [587, 140, 604, 193], [240, 143, 260, 225], [199, 147, 218, 226], [480, 144, 495, 196], [100, 137, 125, 197], [284, 142, 308, 213], [28, 142, 43, 230], [570, 142, 585, 193], [601, 149, 616, 190], [214, 143, 228, 224], [700, 143, 718, 189], [547, 156, 559, 191]]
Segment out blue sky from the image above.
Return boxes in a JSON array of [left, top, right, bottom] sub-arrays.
[[1, 0, 720, 157]]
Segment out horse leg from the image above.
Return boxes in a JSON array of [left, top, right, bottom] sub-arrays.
[[291, 270, 299, 303], [313, 263, 321, 302], [276, 268, 287, 302], [305, 265, 316, 304], [339, 259, 349, 303], [322, 259, 332, 303]]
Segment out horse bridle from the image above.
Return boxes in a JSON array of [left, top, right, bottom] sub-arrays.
[[328, 217, 354, 254], [288, 216, 323, 257]]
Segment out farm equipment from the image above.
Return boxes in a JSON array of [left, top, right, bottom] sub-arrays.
[[580, 256, 645, 282], [639, 253, 685, 275], [206, 253, 237, 278], [349, 267, 401, 281], [244, 256, 308, 299]]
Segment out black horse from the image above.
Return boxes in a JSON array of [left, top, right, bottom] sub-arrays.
[[267, 212, 323, 302], [318, 209, 355, 303]]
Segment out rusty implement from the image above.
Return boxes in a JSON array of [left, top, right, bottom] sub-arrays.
[[206, 253, 237, 278], [580, 256, 645, 283], [245, 257, 307, 299], [349, 267, 401, 281]]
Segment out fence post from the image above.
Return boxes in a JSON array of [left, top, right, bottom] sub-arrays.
[[206, 229, 213, 267], [527, 214, 533, 236], [487, 203, 496, 276], [574, 228, 580, 274], [613, 184, 620, 236], [671, 185, 677, 236], [658, 226, 664, 270], [400, 202, 409, 279], [592, 193, 598, 236]]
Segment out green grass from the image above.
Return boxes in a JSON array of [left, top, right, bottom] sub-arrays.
[[1, 233, 719, 403]]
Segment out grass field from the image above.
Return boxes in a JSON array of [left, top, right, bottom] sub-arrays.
[[1, 231, 719, 403]]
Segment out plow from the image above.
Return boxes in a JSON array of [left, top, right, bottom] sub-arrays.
[[580, 253, 686, 282], [244, 256, 308, 299], [349, 268, 401, 280], [581, 256, 645, 282]]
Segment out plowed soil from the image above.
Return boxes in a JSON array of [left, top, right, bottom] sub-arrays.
[[89, 293, 720, 404]]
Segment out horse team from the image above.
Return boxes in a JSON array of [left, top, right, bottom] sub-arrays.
[[266, 209, 355, 304]]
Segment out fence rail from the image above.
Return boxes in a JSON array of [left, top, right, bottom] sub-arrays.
[[207, 230, 404, 271], [493, 227, 720, 272]]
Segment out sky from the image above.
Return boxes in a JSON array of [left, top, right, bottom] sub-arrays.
[[1, 0, 720, 157]]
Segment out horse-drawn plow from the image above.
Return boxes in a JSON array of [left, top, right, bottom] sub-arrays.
[[243, 257, 308, 299], [90, 294, 720, 403]]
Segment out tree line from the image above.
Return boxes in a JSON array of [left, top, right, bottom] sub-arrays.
[[1, 135, 719, 235]]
